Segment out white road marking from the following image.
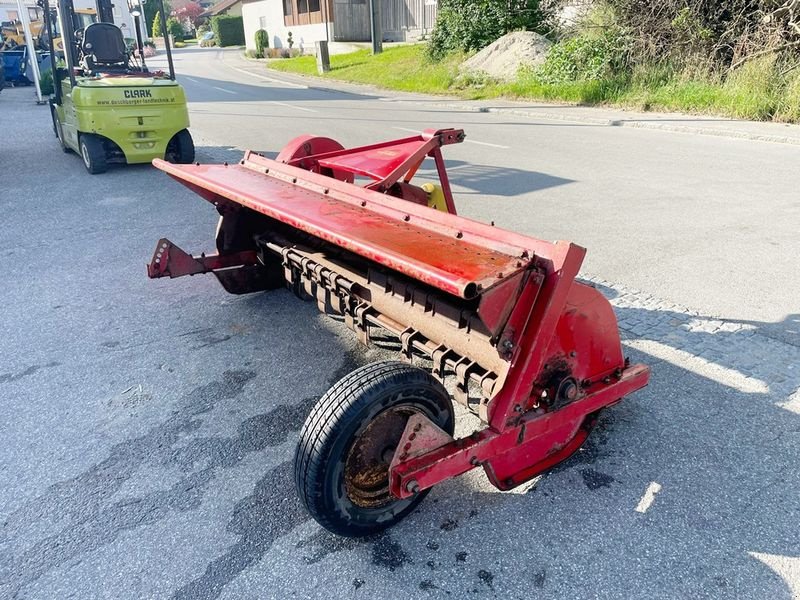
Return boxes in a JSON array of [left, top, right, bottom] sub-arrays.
[[269, 101, 318, 113], [624, 339, 770, 394], [635, 481, 662, 513], [780, 387, 800, 415], [392, 126, 510, 149], [227, 65, 308, 89], [184, 76, 199, 83], [213, 86, 237, 95], [464, 138, 510, 149], [749, 552, 800, 597]]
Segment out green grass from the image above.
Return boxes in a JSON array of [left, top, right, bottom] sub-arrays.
[[269, 45, 463, 94], [267, 44, 800, 122]]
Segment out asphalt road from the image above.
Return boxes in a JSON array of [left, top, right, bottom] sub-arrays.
[[0, 47, 798, 600]]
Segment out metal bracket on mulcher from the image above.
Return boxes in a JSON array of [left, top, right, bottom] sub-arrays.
[[147, 238, 282, 295]]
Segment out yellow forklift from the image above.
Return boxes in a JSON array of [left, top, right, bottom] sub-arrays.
[[43, 0, 195, 173]]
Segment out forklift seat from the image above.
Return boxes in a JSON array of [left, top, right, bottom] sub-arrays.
[[81, 22, 129, 73]]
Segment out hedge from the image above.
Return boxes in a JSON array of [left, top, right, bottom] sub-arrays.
[[211, 15, 245, 47]]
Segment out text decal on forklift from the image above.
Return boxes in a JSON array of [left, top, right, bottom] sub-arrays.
[[125, 89, 152, 98], [96, 96, 175, 106]]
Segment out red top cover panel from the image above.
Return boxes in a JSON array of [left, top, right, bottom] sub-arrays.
[[316, 140, 427, 181], [153, 153, 561, 299]]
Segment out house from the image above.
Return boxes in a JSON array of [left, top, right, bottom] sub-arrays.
[[203, 0, 243, 18], [241, 0, 437, 52]]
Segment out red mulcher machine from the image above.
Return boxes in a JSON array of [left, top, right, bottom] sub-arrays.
[[148, 129, 650, 536]]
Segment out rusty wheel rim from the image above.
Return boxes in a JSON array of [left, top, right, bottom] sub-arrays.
[[344, 405, 419, 509]]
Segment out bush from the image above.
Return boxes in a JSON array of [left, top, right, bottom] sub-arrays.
[[39, 69, 53, 95], [427, 0, 549, 61], [535, 30, 629, 84], [255, 28, 269, 58], [144, 40, 156, 49], [167, 17, 184, 41], [211, 14, 245, 47], [151, 11, 162, 38]]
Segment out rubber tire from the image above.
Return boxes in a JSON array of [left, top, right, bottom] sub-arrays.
[[294, 361, 455, 538], [50, 105, 58, 137], [53, 110, 71, 153], [79, 134, 107, 174], [166, 129, 195, 164]]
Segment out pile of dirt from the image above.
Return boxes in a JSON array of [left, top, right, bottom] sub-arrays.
[[460, 31, 552, 81]]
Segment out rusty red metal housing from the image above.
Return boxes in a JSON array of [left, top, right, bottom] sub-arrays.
[[148, 129, 649, 508]]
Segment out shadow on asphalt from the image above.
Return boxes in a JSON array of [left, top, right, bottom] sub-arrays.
[[190, 146, 574, 198]]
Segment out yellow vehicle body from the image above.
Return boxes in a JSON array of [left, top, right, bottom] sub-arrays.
[[55, 75, 190, 164]]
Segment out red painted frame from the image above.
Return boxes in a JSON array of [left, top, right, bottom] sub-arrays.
[[277, 128, 464, 214]]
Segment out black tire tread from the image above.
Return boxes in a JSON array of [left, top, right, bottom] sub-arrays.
[[294, 361, 452, 536], [167, 129, 195, 164], [80, 134, 107, 174]]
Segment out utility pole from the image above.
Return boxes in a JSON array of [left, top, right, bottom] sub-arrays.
[[369, 0, 381, 54]]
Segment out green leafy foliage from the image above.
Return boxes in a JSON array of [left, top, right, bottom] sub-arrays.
[[535, 30, 629, 84], [151, 10, 162, 39], [145, 0, 170, 38], [166, 17, 184, 41], [427, 0, 549, 61], [211, 15, 245, 47], [255, 28, 269, 58], [39, 69, 54, 95]]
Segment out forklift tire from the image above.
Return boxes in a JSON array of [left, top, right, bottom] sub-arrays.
[[50, 106, 58, 137], [79, 134, 108, 174], [166, 129, 195, 164], [294, 361, 455, 537], [52, 110, 70, 153]]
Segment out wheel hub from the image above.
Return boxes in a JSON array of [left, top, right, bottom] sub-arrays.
[[344, 406, 417, 509]]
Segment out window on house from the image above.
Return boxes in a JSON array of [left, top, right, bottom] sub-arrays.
[[8, 10, 19, 21], [28, 7, 40, 21], [259, 16, 267, 29], [284, 0, 323, 26]]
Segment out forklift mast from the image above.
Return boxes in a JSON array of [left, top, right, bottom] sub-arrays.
[[42, 0, 176, 87], [96, 0, 113, 24]]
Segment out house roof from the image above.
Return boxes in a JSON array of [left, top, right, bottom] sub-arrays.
[[201, 0, 241, 16]]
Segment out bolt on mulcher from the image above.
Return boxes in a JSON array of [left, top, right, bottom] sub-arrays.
[[148, 129, 650, 536]]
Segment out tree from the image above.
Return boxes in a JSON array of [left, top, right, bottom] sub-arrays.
[[151, 10, 162, 38], [255, 28, 269, 58], [175, 2, 205, 31], [145, 0, 171, 38], [167, 16, 184, 40]]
